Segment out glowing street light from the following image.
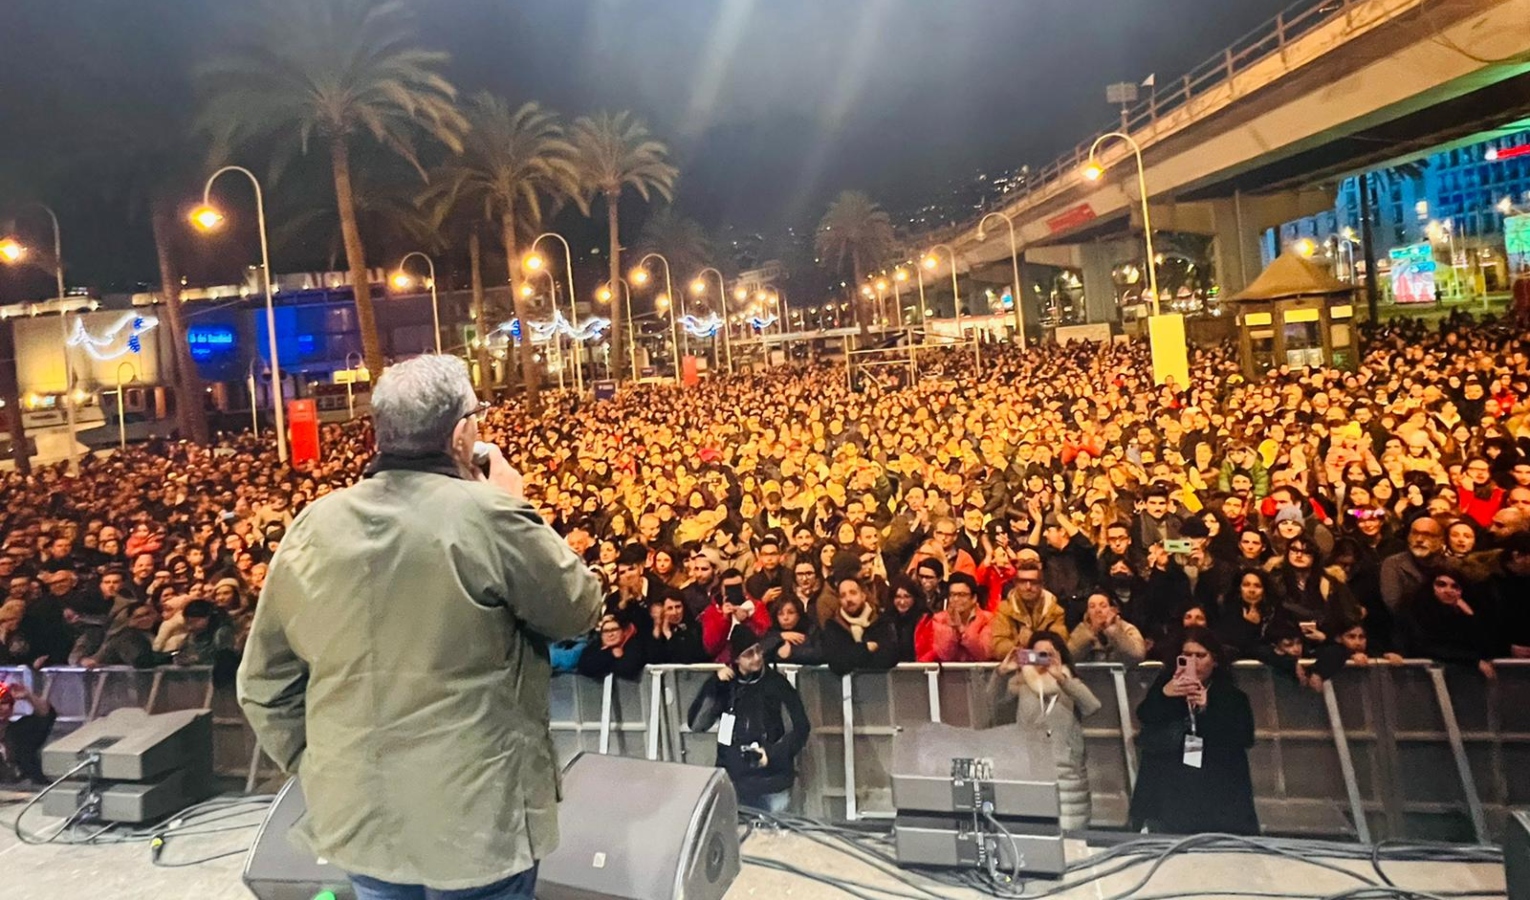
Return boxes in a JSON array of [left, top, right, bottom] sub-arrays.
[[734, 287, 749, 302], [196, 165, 286, 462], [634, 252, 684, 379], [1294, 238, 1317, 258], [527, 233, 582, 394], [394, 251, 441, 353], [631, 268, 650, 286], [597, 286, 613, 303], [0, 238, 26, 263], [690, 278, 707, 295], [189, 205, 225, 232], [524, 253, 546, 271], [1082, 132, 1158, 315]]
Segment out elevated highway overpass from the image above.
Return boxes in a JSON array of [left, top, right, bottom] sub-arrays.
[[908, 0, 1530, 323]]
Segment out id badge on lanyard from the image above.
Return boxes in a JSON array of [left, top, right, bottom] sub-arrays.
[[1183, 701, 1202, 768]]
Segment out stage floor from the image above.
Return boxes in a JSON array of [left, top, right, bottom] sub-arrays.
[[2, 800, 1509, 900]]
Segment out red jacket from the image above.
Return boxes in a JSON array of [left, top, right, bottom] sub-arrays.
[[974, 563, 1016, 612], [1458, 484, 1504, 529], [699, 600, 772, 664], [917, 608, 994, 663]]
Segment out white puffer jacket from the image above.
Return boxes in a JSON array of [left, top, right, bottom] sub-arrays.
[[985, 665, 1103, 831]]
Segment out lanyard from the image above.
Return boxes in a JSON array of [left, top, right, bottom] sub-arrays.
[[1036, 681, 1059, 722]]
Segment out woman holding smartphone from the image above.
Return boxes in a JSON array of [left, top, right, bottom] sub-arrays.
[[1128, 627, 1258, 835], [984, 632, 1102, 831]]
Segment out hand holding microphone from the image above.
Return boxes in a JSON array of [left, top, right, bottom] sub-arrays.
[[473, 441, 524, 499]]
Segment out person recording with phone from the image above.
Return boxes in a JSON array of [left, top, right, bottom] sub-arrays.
[[238, 356, 603, 900], [983, 632, 1101, 831], [1128, 627, 1258, 835]]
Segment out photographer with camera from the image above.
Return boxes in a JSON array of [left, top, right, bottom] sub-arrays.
[[687, 630, 811, 813]]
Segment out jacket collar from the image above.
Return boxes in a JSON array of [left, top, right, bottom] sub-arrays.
[[365, 452, 467, 481]]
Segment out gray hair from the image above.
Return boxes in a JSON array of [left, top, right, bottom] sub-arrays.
[[371, 355, 479, 456]]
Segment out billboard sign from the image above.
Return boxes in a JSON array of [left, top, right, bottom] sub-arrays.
[[1389, 243, 1437, 305]]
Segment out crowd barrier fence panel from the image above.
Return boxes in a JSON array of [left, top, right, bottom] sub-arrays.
[[14, 657, 1525, 842]]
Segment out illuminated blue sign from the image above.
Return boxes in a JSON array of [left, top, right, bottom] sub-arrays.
[[187, 325, 237, 360]]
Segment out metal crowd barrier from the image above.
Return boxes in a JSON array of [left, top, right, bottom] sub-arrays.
[[562, 659, 1530, 843], [19, 658, 1524, 842], [0, 665, 251, 781]]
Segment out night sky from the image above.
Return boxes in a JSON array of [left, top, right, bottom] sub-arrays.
[[0, 0, 1288, 293]]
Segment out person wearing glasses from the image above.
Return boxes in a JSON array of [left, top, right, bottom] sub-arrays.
[[990, 561, 1069, 662], [238, 356, 603, 900], [906, 517, 977, 580], [1269, 536, 1359, 651]]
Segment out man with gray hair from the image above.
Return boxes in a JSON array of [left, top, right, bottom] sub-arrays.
[[238, 355, 602, 900]]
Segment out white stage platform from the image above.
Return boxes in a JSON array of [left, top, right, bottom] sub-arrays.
[[2, 801, 1508, 900]]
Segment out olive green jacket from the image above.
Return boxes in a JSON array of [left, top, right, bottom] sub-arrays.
[[237, 466, 602, 889]]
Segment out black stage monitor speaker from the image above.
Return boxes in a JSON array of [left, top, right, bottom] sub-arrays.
[[244, 754, 741, 900], [1508, 809, 1530, 900], [890, 722, 1067, 878], [39, 708, 213, 824]]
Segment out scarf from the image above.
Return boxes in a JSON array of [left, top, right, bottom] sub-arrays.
[[839, 604, 875, 643], [1019, 665, 1061, 698]]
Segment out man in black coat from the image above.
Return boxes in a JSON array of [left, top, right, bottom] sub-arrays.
[[687, 630, 811, 812], [818, 574, 899, 675]]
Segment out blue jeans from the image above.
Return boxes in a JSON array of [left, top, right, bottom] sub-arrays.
[[739, 789, 791, 814], [349, 864, 537, 900]]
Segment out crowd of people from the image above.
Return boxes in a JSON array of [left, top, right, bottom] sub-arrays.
[[3, 315, 1530, 795]]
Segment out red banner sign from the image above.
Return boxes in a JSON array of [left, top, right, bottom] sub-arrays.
[[1047, 203, 1098, 235], [682, 355, 700, 387], [287, 399, 320, 467]]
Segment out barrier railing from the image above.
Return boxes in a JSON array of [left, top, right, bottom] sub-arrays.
[[12, 657, 1527, 841]]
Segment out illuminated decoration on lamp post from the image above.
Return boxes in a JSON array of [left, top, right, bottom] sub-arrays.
[[748, 314, 779, 331], [66, 313, 160, 361], [679, 312, 723, 338], [497, 311, 610, 344]]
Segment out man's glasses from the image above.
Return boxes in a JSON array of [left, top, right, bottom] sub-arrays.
[[459, 401, 491, 422]]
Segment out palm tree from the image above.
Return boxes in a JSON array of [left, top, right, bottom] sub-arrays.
[[568, 112, 678, 380], [816, 191, 895, 333], [196, 0, 466, 376], [427, 94, 578, 413], [637, 208, 714, 286]]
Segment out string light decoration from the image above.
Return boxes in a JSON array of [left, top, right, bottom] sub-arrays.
[[679, 313, 723, 337], [747, 314, 779, 331], [66, 313, 159, 361], [496, 311, 610, 344]]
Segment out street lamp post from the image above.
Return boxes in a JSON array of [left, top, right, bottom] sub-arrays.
[[1084, 132, 1187, 387], [193, 166, 286, 463], [0, 203, 80, 472], [978, 212, 1027, 350], [913, 262, 929, 328], [527, 233, 581, 394], [1084, 132, 1159, 315], [694, 268, 734, 374], [634, 253, 683, 381], [114, 361, 136, 451], [343, 352, 364, 419], [521, 277, 565, 391], [393, 252, 441, 353], [599, 279, 638, 380], [246, 356, 269, 438], [891, 270, 906, 328], [923, 244, 963, 341]]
